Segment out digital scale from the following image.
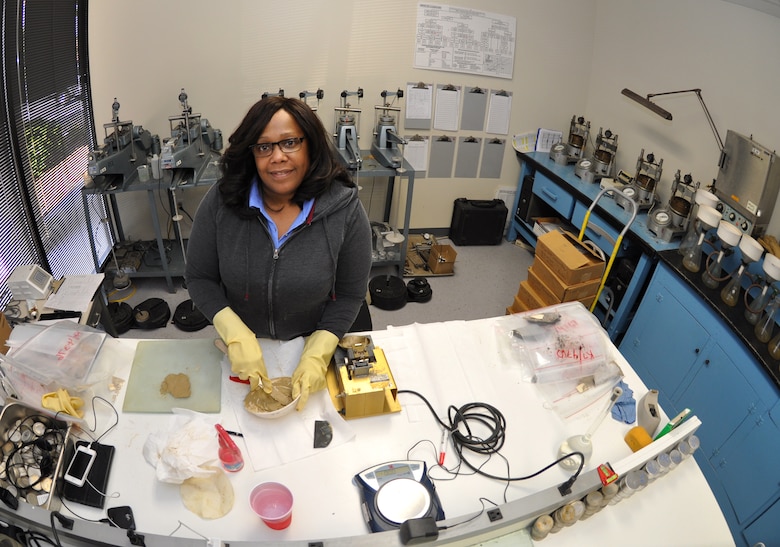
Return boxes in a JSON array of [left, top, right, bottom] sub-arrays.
[[354, 460, 445, 533]]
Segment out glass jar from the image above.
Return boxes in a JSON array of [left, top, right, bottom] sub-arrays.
[[755, 296, 780, 344]]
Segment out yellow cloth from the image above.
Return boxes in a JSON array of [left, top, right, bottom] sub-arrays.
[[292, 330, 339, 411], [213, 307, 271, 393], [41, 388, 84, 418]]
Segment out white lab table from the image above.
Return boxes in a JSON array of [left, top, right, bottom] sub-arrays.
[[3, 313, 734, 546]]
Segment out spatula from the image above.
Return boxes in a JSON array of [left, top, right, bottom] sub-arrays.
[[213, 339, 289, 405]]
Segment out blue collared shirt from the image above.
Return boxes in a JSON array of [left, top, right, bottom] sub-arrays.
[[249, 177, 314, 248]]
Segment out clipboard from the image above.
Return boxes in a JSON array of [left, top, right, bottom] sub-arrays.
[[461, 86, 487, 131], [404, 82, 432, 130], [404, 134, 428, 178], [429, 135, 455, 178], [486, 89, 513, 135], [433, 84, 461, 131], [454, 136, 481, 178], [479, 138, 506, 179]]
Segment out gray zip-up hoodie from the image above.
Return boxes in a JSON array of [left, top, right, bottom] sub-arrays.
[[185, 180, 372, 340]]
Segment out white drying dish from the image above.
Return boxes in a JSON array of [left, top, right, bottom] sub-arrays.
[[246, 395, 300, 419]]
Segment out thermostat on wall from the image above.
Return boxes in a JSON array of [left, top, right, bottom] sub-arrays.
[[8, 264, 53, 300]]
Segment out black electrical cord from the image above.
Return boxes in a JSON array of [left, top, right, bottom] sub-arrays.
[[398, 389, 585, 494]]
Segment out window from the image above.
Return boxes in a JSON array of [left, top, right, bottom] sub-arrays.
[[0, 0, 106, 308]]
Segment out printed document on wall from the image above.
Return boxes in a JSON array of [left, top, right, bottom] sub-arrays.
[[414, 3, 516, 79]]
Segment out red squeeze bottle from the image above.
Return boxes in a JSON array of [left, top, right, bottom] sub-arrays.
[[215, 424, 244, 472]]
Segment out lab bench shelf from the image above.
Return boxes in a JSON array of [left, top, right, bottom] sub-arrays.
[[349, 154, 415, 275], [82, 152, 220, 293]]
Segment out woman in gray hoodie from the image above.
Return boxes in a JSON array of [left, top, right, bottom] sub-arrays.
[[186, 96, 372, 410]]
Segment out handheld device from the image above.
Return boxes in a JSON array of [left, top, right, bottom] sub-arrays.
[[64, 444, 97, 487], [62, 441, 116, 508]]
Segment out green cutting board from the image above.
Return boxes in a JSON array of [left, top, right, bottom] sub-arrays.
[[122, 339, 223, 413]]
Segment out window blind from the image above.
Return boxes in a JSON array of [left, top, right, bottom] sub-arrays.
[[0, 0, 106, 308]]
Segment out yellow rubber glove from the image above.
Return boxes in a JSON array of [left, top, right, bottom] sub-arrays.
[[42, 388, 84, 418], [292, 330, 339, 411], [213, 307, 271, 393]]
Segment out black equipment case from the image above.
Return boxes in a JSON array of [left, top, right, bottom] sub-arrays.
[[449, 198, 508, 245]]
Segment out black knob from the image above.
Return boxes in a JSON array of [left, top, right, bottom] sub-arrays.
[[647, 153, 655, 163], [729, 213, 736, 221], [716, 202, 724, 212], [684, 173, 693, 184]]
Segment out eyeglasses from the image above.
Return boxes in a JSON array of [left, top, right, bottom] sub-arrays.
[[249, 137, 305, 158]]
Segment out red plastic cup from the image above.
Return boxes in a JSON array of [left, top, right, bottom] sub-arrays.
[[250, 482, 293, 530]]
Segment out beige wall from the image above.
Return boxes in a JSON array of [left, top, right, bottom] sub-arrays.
[[89, 0, 780, 238]]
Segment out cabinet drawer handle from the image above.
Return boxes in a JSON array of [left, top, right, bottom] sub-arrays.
[[541, 187, 558, 202], [704, 359, 711, 366], [655, 293, 664, 303], [694, 348, 700, 354]]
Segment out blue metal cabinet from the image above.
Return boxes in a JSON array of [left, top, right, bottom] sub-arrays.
[[744, 495, 780, 547], [742, 402, 780, 546], [618, 271, 709, 401], [677, 342, 767, 461], [620, 261, 780, 546], [714, 402, 780, 524], [532, 172, 575, 220]]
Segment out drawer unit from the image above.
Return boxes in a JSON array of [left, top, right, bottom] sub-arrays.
[[532, 173, 575, 220]]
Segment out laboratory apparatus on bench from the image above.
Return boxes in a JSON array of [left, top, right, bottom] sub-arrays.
[[647, 170, 699, 242], [325, 335, 401, 419], [755, 294, 780, 344], [745, 253, 780, 325], [334, 88, 364, 170], [679, 188, 721, 257], [160, 89, 223, 176], [298, 88, 324, 111], [550, 115, 590, 165], [615, 150, 662, 212], [354, 460, 444, 533], [261, 88, 284, 99], [574, 127, 618, 183], [720, 234, 763, 307], [87, 98, 161, 189], [701, 220, 742, 290], [713, 130, 780, 237], [370, 89, 407, 169], [681, 204, 722, 273], [558, 386, 623, 471]]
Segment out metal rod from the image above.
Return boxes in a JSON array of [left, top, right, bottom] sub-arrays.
[[621, 88, 724, 152]]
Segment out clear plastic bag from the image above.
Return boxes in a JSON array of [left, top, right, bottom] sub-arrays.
[[499, 302, 610, 384], [2, 320, 106, 392]]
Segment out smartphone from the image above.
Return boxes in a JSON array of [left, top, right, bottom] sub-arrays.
[[64, 444, 97, 487]]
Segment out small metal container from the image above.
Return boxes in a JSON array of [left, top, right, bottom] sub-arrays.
[[0, 401, 72, 510]]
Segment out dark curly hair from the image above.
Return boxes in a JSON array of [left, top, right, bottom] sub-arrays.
[[218, 96, 353, 217]]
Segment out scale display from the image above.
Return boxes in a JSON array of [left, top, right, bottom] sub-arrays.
[[354, 460, 445, 533]]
